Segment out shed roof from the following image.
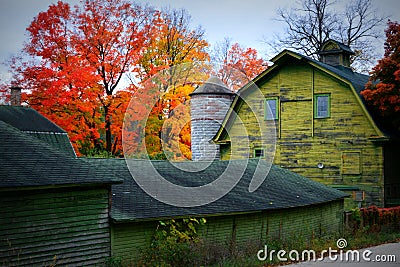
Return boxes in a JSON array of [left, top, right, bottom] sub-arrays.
[[0, 106, 76, 156], [84, 158, 347, 222], [0, 120, 122, 190], [0, 106, 65, 132]]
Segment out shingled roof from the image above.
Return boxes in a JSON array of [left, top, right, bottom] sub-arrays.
[[0, 120, 122, 190], [84, 158, 347, 222], [0, 106, 76, 156], [189, 76, 234, 96], [271, 50, 399, 139], [213, 49, 394, 143]]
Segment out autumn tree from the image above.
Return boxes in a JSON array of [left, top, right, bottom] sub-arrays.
[[137, 8, 208, 79], [9, 0, 158, 155], [14, 1, 106, 155], [361, 20, 400, 132], [212, 38, 267, 90], [135, 8, 209, 160], [266, 0, 386, 72]]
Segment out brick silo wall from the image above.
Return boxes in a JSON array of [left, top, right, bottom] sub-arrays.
[[190, 94, 233, 161]]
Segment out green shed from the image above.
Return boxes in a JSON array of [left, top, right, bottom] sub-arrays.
[[0, 120, 121, 266], [86, 158, 347, 263]]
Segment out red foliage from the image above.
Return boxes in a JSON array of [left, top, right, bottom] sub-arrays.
[[359, 206, 400, 232], [361, 20, 400, 131], [12, 0, 154, 156], [6, 1, 266, 158], [218, 43, 267, 91]]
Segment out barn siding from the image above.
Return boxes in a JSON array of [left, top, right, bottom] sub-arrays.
[[221, 62, 384, 209], [111, 220, 157, 265], [111, 200, 343, 263], [0, 187, 111, 266]]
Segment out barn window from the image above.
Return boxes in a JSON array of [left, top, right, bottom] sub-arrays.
[[254, 148, 264, 158], [314, 94, 330, 118], [353, 191, 365, 201], [265, 97, 278, 120], [342, 151, 361, 175]]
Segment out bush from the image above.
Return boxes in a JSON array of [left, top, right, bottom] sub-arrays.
[[138, 218, 206, 266], [346, 206, 400, 233]]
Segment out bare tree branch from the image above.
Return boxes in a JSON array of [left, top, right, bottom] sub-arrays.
[[263, 0, 386, 72]]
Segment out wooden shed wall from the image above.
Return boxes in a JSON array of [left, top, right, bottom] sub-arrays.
[[221, 62, 384, 209], [111, 200, 343, 263], [0, 187, 111, 266]]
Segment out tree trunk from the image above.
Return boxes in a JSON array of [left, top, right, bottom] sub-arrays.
[[104, 106, 112, 153]]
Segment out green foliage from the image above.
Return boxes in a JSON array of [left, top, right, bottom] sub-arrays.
[[138, 217, 206, 266], [104, 256, 122, 267]]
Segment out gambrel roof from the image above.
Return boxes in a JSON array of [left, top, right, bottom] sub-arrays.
[[213, 49, 391, 143]]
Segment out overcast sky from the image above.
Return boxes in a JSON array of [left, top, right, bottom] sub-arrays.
[[0, 0, 399, 82]]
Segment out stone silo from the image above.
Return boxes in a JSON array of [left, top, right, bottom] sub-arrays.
[[190, 77, 234, 161]]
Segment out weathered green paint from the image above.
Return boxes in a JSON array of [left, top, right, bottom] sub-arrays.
[[110, 200, 343, 263], [111, 221, 157, 265], [220, 61, 385, 209], [0, 187, 111, 266]]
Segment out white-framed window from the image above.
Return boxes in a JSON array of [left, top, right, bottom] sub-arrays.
[[314, 94, 330, 118], [265, 97, 278, 120]]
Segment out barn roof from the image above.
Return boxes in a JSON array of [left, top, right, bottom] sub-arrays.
[[0, 106, 76, 156], [213, 49, 394, 143], [270, 50, 400, 139], [0, 120, 122, 190], [84, 158, 347, 222]]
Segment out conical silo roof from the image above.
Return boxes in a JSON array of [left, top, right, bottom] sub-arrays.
[[189, 76, 234, 96]]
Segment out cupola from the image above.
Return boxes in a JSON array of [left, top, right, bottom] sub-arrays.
[[318, 40, 355, 69]]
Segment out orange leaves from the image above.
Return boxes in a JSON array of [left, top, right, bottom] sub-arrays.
[[215, 41, 268, 91], [137, 8, 209, 80], [25, 1, 72, 60], [12, 0, 267, 157]]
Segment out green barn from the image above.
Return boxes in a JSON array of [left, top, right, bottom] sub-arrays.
[[214, 40, 400, 209], [0, 112, 121, 266], [86, 158, 347, 263]]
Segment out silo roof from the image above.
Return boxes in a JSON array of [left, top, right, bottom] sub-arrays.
[[190, 76, 234, 96]]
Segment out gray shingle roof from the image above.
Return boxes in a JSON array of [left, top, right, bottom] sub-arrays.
[[290, 51, 369, 93], [190, 76, 234, 96], [0, 121, 122, 190], [318, 39, 355, 55], [84, 158, 347, 222], [0, 106, 76, 156], [0, 106, 65, 132]]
